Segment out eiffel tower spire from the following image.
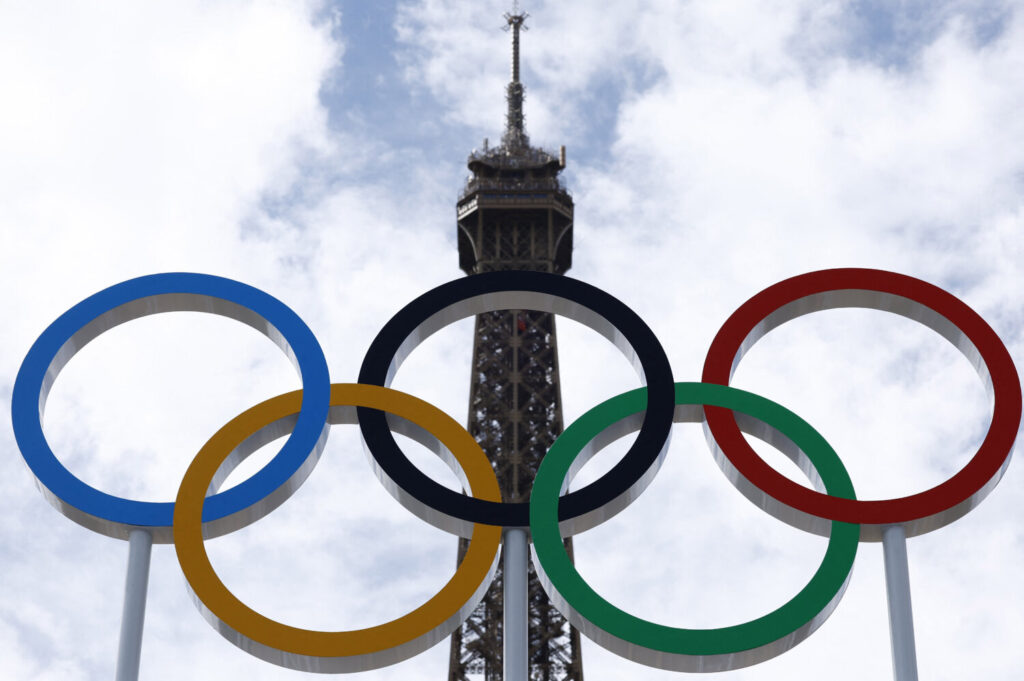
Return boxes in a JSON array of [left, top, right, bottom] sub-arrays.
[[501, 7, 529, 150]]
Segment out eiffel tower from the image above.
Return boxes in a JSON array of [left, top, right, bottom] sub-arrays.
[[447, 8, 583, 681]]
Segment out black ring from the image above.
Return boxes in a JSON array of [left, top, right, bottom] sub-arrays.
[[357, 270, 674, 533]]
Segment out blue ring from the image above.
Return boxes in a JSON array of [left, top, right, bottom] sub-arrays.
[[11, 273, 330, 541]]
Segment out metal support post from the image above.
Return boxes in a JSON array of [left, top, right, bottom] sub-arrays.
[[503, 528, 529, 681], [115, 529, 153, 681], [882, 524, 918, 681]]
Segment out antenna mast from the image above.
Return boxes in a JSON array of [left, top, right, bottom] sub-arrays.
[[502, 6, 530, 149]]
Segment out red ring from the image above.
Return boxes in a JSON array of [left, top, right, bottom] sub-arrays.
[[702, 268, 1021, 538]]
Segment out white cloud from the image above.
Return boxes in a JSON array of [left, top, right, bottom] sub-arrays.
[[3, 1, 1023, 680]]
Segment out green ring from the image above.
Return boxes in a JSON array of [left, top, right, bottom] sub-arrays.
[[530, 382, 859, 672]]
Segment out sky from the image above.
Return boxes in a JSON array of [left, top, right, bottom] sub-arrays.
[[1, 0, 1023, 679]]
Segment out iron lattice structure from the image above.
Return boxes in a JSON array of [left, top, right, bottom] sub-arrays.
[[447, 10, 583, 681]]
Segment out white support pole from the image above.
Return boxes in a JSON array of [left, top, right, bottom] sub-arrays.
[[115, 529, 153, 681], [503, 528, 529, 681], [882, 524, 918, 681]]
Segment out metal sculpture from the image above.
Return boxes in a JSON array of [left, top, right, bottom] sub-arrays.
[[13, 268, 1020, 681]]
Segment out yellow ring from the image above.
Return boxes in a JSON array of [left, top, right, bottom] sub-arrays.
[[173, 383, 502, 673]]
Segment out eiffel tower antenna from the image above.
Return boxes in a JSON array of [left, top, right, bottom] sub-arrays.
[[501, 5, 530, 149]]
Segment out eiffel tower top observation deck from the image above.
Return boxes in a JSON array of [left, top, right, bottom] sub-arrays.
[[456, 7, 573, 276]]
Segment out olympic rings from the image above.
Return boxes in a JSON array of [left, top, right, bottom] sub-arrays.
[[173, 383, 502, 673], [11, 273, 331, 542], [702, 268, 1022, 540], [14, 267, 1020, 675], [358, 270, 675, 537], [531, 383, 859, 672]]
